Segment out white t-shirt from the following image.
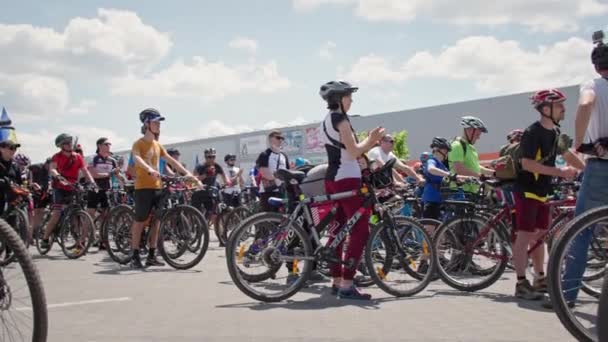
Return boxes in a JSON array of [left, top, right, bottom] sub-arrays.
[[581, 78, 608, 158], [224, 165, 241, 194], [368, 146, 397, 164]]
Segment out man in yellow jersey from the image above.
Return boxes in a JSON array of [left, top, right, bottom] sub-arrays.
[[130, 108, 201, 269]]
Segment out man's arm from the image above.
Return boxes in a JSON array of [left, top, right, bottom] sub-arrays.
[[394, 159, 424, 182], [574, 87, 596, 149], [563, 149, 585, 171]]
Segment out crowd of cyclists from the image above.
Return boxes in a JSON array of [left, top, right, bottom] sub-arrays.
[[0, 29, 607, 342]]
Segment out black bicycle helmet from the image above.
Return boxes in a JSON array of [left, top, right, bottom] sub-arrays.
[[167, 147, 180, 156], [592, 30, 608, 69], [204, 148, 216, 157], [319, 81, 358, 102], [139, 108, 165, 123], [54, 133, 73, 148], [430, 137, 452, 151], [224, 154, 236, 162]]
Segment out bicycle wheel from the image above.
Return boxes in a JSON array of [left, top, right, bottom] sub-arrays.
[[34, 211, 54, 256], [226, 211, 313, 302], [59, 209, 95, 259], [433, 214, 509, 292], [365, 215, 436, 297], [0, 208, 30, 266], [103, 205, 135, 264], [224, 206, 250, 243], [598, 269, 607, 342], [159, 205, 209, 270], [216, 210, 230, 246], [0, 218, 48, 342], [548, 206, 606, 342]]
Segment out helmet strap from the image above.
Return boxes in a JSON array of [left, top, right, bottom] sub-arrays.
[[540, 104, 560, 127], [464, 129, 473, 144]]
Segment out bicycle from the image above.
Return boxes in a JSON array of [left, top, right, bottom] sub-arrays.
[[105, 176, 209, 270], [226, 158, 437, 302], [547, 205, 607, 342], [0, 217, 48, 341], [33, 183, 96, 259], [599, 268, 607, 342], [0, 184, 31, 266], [432, 178, 576, 292]]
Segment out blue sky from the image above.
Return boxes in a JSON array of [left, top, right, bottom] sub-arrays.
[[1, 0, 607, 161]]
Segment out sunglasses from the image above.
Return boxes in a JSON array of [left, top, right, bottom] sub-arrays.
[[0, 145, 17, 151], [205, 155, 216, 159], [272, 136, 285, 141], [103, 143, 112, 146], [384, 140, 394, 144]]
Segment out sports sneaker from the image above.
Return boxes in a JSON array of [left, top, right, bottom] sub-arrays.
[[542, 296, 575, 310], [130, 257, 144, 269], [330, 284, 339, 296], [40, 239, 50, 250], [515, 279, 543, 300], [337, 286, 372, 300], [146, 256, 165, 267], [533, 276, 548, 293], [286, 272, 299, 286]]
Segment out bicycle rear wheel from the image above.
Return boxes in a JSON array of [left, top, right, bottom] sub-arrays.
[[103, 205, 135, 264], [159, 205, 209, 270], [0, 218, 48, 342], [433, 215, 509, 292], [34, 211, 54, 256], [226, 212, 313, 302], [59, 209, 95, 259], [598, 269, 607, 342]]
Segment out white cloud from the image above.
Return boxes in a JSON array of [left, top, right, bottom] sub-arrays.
[[293, 0, 608, 32], [344, 36, 596, 93], [229, 37, 258, 54], [319, 41, 337, 60], [68, 99, 97, 114], [0, 73, 70, 118], [112, 57, 290, 100], [0, 8, 171, 78]]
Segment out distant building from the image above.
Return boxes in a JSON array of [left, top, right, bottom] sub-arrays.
[[114, 85, 580, 172]]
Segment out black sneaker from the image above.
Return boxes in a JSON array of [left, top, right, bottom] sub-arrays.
[[40, 239, 50, 250], [533, 276, 548, 293], [130, 257, 144, 269], [542, 296, 575, 310], [515, 279, 543, 300], [337, 286, 372, 300], [146, 256, 165, 267]]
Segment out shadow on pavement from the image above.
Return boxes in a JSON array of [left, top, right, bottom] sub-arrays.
[[430, 289, 554, 312], [216, 283, 435, 311], [93, 264, 202, 276]]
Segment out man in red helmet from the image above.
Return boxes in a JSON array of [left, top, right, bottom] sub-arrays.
[[511, 89, 583, 300]]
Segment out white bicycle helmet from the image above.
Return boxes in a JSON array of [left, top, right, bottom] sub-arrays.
[[460, 116, 488, 133]]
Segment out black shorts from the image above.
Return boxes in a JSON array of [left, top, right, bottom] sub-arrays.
[[191, 190, 216, 215], [133, 189, 164, 222], [87, 190, 109, 209], [33, 190, 51, 209], [422, 202, 441, 220], [52, 189, 74, 207], [223, 191, 241, 208]]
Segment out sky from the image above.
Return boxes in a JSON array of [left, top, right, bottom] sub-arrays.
[[1, 0, 607, 162]]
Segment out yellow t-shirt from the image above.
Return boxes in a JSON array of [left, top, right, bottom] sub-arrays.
[[131, 138, 167, 190]]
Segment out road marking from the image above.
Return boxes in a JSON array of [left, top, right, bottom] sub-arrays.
[[16, 297, 132, 311]]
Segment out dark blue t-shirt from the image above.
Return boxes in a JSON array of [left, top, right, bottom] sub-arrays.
[[422, 157, 447, 203]]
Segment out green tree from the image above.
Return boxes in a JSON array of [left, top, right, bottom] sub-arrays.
[[357, 130, 368, 142], [392, 130, 409, 160]]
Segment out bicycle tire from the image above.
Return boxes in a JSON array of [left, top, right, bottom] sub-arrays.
[[366, 215, 436, 297], [159, 205, 209, 270], [225, 206, 250, 243], [60, 209, 95, 259], [226, 211, 313, 302], [548, 205, 607, 342], [34, 211, 54, 255], [0, 218, 48, 342], [598, 269, 608, 342], [103, 205, 135, 264], [433, 214, 508, 292], [0, 207, 30, 266]]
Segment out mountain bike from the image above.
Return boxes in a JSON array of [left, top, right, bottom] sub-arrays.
[[226, 159, 436, 302], [0, 217, 47, 341]]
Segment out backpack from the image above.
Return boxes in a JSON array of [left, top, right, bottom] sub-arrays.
[[492, 129, 568, 181]]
